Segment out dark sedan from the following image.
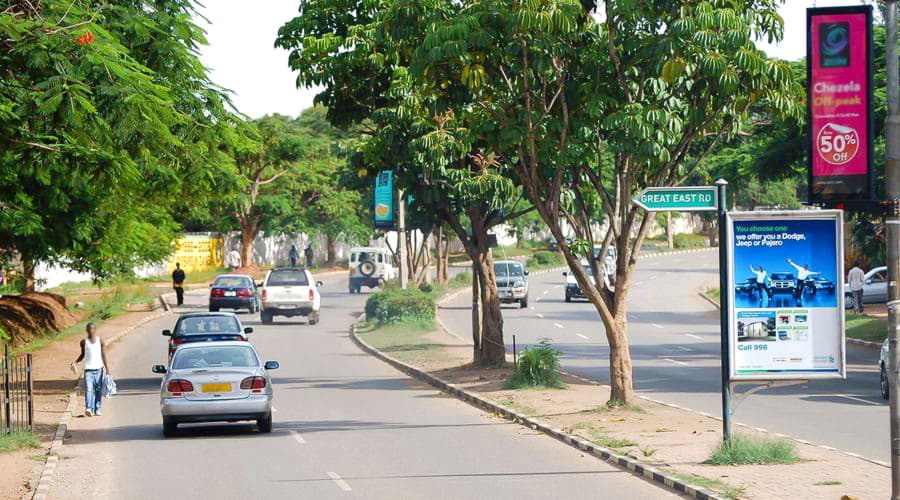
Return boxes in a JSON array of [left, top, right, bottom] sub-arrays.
[[209, 274, 259, 313], [162, 312, 252, 358], [735, 277, 758, 294]]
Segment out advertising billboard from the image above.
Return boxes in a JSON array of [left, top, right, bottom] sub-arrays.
[[727, 211, 845, 381], [168, 233, 224, 273], [806, 6, 874, 203], [374, 170, 395, 229]]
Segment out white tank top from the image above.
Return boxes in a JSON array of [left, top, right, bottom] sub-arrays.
[[84, 337, 104, 370]]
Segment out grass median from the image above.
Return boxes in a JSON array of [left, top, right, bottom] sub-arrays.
[[0, 431, 41, 454]]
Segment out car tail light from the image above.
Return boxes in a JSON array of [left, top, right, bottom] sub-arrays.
[[240, 376, 267, 393], [309, 289, 315, 301], [237, 289, 252, 296], [211, 289, 224, 297], [166, 379, 194, 396], [172, 337, 185, 346], [261, 289, 267, 301]]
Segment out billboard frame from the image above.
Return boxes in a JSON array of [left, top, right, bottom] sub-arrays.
[[806, 5, 875, 205]]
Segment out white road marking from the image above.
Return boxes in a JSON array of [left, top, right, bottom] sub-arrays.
[[553, 323, 564, 329], [271, 407, 278, 413], [537, 313, 545, 318], [835, 394, 881, 406], [535, 297, 541, 302], [290, 431, 306, 444], [663, 358, 689, 366], [529, 306, 535, 310], [327, 472, 352, 492], [685, 334, 703, 340], [674, 346, 692, 352], [554, 285, 562, 289], [651, 323, 664, 329], [543, 290, 549, 295], [575, 333, 589, 339], [635, 281, 644, 286]]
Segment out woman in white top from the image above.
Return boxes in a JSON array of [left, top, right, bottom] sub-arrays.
[[73, 323, 111, 417]]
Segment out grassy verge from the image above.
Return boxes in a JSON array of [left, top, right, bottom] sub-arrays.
[[706, 288, 720, 303], [705, 434, 799, 465], [0, 431, 41, 454], [356, 320, 452, 365], [845, 314, 887, 343], [662, 469, 746, 500], [570, 422, 638, 449]]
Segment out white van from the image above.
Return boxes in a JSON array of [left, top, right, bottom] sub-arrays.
[[348, 247, 396, 293]]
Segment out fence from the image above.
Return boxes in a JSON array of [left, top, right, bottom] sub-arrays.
[[1, 344, 33, 433]]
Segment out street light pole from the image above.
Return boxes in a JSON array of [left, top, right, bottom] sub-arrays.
[[885, 2, 900, 498]]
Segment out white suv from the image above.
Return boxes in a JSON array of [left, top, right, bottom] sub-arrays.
[[259, 268, 322, 325], [349, 247, 395, 293]]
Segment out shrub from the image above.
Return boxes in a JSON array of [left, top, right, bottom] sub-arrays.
[[506, 338, 564, 388], [450, 271, 472, 288], [418, 282, 434, 294], [673, 233, 709, 249], [706, 434, 799, 465], [528, 250, 562, 269], [364, 288, 436, 326]]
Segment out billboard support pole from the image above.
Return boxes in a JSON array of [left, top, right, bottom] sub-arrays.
[[884, 2, 900, 498], [716, 178, 732, 443]]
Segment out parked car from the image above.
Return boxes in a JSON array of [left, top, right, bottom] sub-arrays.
[[564, 261, 596, 302], [845, 266, 888, 310], [152, 341, 279, 436], [494, 260, 529, 308], [162, 312, 252, 358], [768, 273, 796, 294], [348, 247, 396, 293], [259, 268, 322, 325], [209, 274, 260, 313], [881, 338, 890, 400]]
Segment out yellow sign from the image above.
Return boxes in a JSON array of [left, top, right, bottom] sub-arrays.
[[168, 234, 224, 273]]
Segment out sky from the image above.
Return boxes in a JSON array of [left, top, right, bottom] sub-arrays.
[[195, 0, 879, 120]]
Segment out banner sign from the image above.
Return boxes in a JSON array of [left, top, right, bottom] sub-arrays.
[[168, 233, 224, 273], [374, 170, 395, 229], [727, 211, 845, 381], [807, 6, 874, 203]]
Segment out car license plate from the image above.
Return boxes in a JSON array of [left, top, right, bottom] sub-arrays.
[[280, 304, 295, 309], [201, 383, 232, 393], [224, 291, 236, 297]]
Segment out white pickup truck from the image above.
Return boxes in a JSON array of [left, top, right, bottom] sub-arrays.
[[259, 268, 322, 325]]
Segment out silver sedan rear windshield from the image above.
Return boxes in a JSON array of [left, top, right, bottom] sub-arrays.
[[172, 346, 259, 370]]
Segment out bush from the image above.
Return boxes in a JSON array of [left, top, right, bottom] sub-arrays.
[[705, 434, 799, 465], [506, 338, 564, 388], [528, 250, 562, 269], [365, 288, 436, 326], [417, 282, 434, 294], [450, 271, 472, 288], [673, 233, 709, 249]]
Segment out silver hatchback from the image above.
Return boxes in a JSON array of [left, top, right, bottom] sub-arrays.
[[152, 341, 279, 437]]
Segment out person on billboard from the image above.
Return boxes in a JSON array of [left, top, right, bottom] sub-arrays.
[[787, 258, 822, 299], [847, 261, 866, 314], [171, 263, 186, 306], [748, 264, 770, 301]]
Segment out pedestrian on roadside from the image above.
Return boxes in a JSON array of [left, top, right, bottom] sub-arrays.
[[848, 261, 866, 314], [748, 264, 769, 301], [289, 244, 299, 268], [172, 262, 186, 306], [305, 245, 314, 268], [71, 322, 110, 417]]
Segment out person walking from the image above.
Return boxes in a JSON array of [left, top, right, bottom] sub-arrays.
[[289, 244, 299, 268], [748, 264, 769, 302], [71, 323, 110, 417], [305, 245, 314, 268], [172, 263, 186, 306], [848, 261, 866, 314]]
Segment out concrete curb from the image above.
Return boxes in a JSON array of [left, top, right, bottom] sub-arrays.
[[697, 291, 720, 310], [349, 316, 722, 500], [29, 299, 175, 500]]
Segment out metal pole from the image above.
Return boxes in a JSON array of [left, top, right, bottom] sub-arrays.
[[716, 179, 732, 442], [884, 3, 900, 497], [26, 354, 33, 432], [513, 334, 517, 367], [398, 188, 408, 290], [3, 344, 11, 434]]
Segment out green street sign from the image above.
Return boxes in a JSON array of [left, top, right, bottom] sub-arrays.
[[633, 186, 718, 212]]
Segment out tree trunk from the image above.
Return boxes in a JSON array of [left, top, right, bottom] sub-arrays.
[[435, 226, 449, 286], [22, 254, 35, 293], [471, 267, 482, 355], [326, 234, 337, 266], [440, 237, 450, 284], [666, 211, 674, 249], [604, 309, 634, 403], [240, 221, 257, 268], [469, 246, 505, 366]]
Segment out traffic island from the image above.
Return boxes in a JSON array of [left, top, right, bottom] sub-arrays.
[[351, 316, 890, 500]]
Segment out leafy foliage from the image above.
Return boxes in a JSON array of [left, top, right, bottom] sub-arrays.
[[365, 288, 436, 326], [506, 338, 563, 389]]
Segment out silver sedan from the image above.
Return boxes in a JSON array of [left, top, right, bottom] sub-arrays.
[[152, 341, 279, 437]]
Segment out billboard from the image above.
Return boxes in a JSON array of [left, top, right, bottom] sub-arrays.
[[168, 233, 224, 273], [806, 6, 874, 203], [374, 170, 395, 229], [727, 211, 845, 381]]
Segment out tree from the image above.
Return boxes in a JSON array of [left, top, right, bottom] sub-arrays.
[[0, 0, 241, 290], [394, 0, 799, 402]]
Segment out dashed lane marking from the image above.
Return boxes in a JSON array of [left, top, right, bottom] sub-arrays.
[[651, 323, 663, 329], [685, 334, 703, 340], [835, 394, 881, 406], [537, 313, 545, 318], [662, 358, 689, 366], [576, 333, 589, 339], [291, 431, 306, 444], [327, 472, 352, 492], [673, 346, 692, 352], [553, 323, 564, 329]]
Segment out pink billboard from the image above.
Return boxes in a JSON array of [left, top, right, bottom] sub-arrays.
[[807, 6, 873, 202]]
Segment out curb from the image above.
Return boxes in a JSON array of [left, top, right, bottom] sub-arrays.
[[697, 291, 720, 310], [349, 316, 722, 500], [29, 300, 175, 500]]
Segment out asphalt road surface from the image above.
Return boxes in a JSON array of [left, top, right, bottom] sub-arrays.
[[48, 272, 676, 499], [441, 250, 889, 463]]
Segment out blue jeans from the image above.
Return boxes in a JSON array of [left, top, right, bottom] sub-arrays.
[[84, 369, 103, 413]]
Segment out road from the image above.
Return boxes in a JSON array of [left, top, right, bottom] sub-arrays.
[[48, 272, 676, 499], [441, 250, 889, 463]]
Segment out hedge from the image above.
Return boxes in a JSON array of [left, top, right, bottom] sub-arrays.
[[673, 233, 709, 249], [365, 288, 436, 326], [528, 250, 562, 269]]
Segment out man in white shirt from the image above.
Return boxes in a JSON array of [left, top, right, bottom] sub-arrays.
[[787, 258, 822, 299], [847, 261, 866, 314], [749, 264, 769, 301]]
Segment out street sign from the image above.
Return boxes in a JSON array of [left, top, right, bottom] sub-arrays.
[[633, 186, 718, 212]]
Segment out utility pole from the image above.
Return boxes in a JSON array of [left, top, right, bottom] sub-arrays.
[[885, 3, 900, 498], [397, 188, 408, 290]]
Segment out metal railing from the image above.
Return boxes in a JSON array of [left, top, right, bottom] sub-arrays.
[[1, 344, 33, 433]]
